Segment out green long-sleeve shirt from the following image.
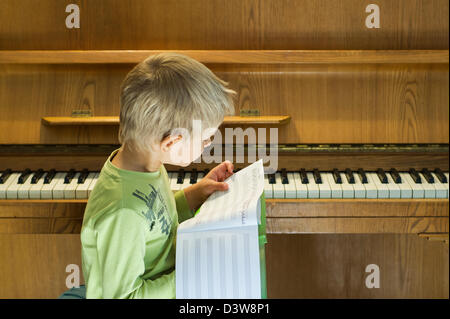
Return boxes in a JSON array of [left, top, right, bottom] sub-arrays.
[[81, 149, 194, 298]]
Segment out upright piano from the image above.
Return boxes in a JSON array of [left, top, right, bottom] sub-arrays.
[[0, 0, 448, 298]]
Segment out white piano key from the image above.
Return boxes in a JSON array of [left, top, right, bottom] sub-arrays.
[[367, 173, 389, 199], [0, 173, 20, 199], [431, 172, 448, 199], [75, 172, 97, 199], [385, 174, 401, 199], [64, 173, 81, 199], [418, 173, 436, 199], [7, 173, 33, 199], [171, 172, 183, 191], [358, 173, 377, 198], [181, 172, 192, 189], [169, 172, 177, 191], [197, 172, 204, 182], [52, 173, 69, 199], [351, 173, 366, 198], [264, 174, 273, 199], [284, 173, 297, 199], [0, 172, 18, 199], [29, 173, 47, 199], [18, 173, 35, 199], [400, 172, 424, 199], [393, 173, 413, 199], [41, 172, 65, 199], [325, 173, 342, 198], [340, 173, 355, 199], [273, 173, 285, 198], [87, 173, 100, 197], [292, 172, 308, 199], [306, 172, 319, 198], [316, 172, 332, 199], [445, 173, 449, 196]]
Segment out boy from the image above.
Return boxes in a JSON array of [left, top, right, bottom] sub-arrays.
[[81, 52, 236, 298]]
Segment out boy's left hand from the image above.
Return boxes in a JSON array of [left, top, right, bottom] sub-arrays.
[[183, 160, 234, 212]]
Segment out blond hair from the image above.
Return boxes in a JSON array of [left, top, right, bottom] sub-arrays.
[[118, 52, 236, 153]]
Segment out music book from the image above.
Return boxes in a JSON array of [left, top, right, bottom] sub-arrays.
[[175, 159, 267, 299]]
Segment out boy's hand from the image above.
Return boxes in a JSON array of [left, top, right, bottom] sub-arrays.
[[183, 161, 234, 212], [201, 160, 234, 192]]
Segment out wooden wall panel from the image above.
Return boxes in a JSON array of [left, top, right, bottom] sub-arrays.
[[0, 0, 448, 50], [0, 63, 448, 144]]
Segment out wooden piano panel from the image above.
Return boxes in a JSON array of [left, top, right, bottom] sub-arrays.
[[1, 233, 447, 298], [0, 0, 448, 300], [0, 63, 448, 144], [0, 0, 447, 50], [0, 234, 83, 299], [266, 234, 449, 298]]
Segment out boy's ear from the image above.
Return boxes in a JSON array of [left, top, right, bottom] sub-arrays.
[[160, 134, 183, 152]]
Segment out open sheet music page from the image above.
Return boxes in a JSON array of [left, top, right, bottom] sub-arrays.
[[176, 159, 265, 299], [177, 159, 265, 233]]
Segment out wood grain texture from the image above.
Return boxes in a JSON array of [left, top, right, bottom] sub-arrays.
[[265, 234, 449, 298], [0, 233, 447, 298], [41, 115, 291, 126], [267, 217, 449, 234], [1, 50, 448, 64], [0, 152, 448, 172], [266, 199, 450, 217], [0, 0, 448, 50], [0, 63, 448, 144], [0, 234, 83, 299], [0, 199, 447, 234]]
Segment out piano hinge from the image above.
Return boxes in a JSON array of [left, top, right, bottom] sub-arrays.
[[418, 233, 449, 244], [240, 109, 260, 117], [71, 109, 92, 117]]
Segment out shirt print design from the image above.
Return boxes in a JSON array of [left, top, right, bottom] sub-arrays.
[[132, 184, 173, 235]]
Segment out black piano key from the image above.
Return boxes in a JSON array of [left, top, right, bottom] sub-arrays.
[[268, 173, 276, 184], [0, 169, 12, 184], [281, 168, 288, 184], [44, 169, 56, 184], [31, 169, 44, 184], [313, 168, 322, 184], [357, 168, 368, 184], [203, 168, 210, 177], [190, 169, 198, 184], [176, 169, 185, 184], [64, 169, 76, 184], [434, 168, 447, 183], [409, 168, 421, 184], [344, 168, 355, 184], [233, 168, 241, 174], [376, 168, 388, 184], [390, 168, 402, 184], [18, 168, 32, 184], [78, 169, 90, 184], [421, 168, 434, 184], [299, 168, 308, 184], [332, 168, 342, 184]]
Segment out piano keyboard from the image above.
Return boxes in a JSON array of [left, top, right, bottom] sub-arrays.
[[0, 169, 100, 200], [0, 168, 448, 200]]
